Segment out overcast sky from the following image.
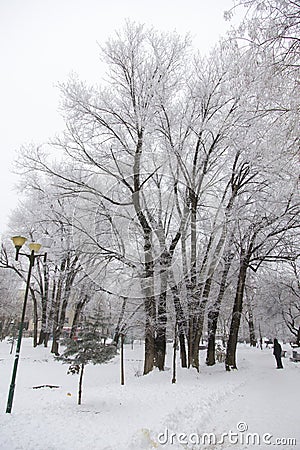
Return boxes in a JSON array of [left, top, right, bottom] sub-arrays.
[[0, 0, 241, 237]]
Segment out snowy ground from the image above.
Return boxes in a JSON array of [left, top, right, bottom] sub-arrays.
[[0, 339, 299, 450]]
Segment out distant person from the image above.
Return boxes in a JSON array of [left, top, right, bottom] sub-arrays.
[[273, 338, 283, 369], [215, 344, 225, 363]]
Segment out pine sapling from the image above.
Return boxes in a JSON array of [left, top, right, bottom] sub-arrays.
[[57, 326, 116, 405]]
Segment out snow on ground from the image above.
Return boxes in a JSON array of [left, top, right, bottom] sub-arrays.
[[0, 339, 299, 450]]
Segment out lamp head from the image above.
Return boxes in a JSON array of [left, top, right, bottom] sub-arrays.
[[11, 236, 27, 260], [28, 243, 42, 253], [11, 236, 27, 248]]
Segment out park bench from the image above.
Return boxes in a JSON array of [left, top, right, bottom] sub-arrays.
[[290, 350, 300, 362]]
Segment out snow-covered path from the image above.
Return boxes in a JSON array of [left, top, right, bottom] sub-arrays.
[[0, 340, 299, 450], [150, 347, 300, 450], [201, 349, 300, 450]]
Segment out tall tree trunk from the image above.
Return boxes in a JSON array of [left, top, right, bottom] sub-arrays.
[[247, 311, 256, 347], [169, 275, 187, 368], [172, 322, 178, 384], [112, 297, 127, 345], [188, 202, 228, 370], [51, 256, 78, 355], [155, 251, 169, 371], [245, 289, 256, 346], [70, 294, 89, 340], [132, 131, 156, 375], [258, 323, 263, 350], [45, 271, 56, 348], [206, 251, 234, 365], [55, 257, 79, 354], [225, 249, 250, 370], [30, 288, 38, 348], [142, 231, 156, 375], [186, 131, 211, 370], [188, 190, 198, 369], [191, 277, 213, 369], [155, 290, 167, 371], [38, 260, 50, 346], [143, 297, 156, 375], [120, 333, 125, 385], [51, 262, 65, 355]]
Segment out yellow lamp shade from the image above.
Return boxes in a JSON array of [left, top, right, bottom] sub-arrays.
[[28, 242, 42, 253], [11, 236, 27, 248]]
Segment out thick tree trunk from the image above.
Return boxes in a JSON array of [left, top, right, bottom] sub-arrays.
[[171, 290, 187, 369], [206, 252, 233, 365], [132, 132, 156, 376], [59, 257, 78, 328], [225, 250, 250, 370], [178, 333, 187, 368], [168, 269, 187, 367], [189, 311, 203, 371], [188, 190, 198, 369], [71, 295, 89, 340], [142, 233, 156, 375], [296, 326, 300, 346], [155, 251, 169, 371], [155, 290, 167, 371], [188, 205, 228, 370], [51, 337, 60, 356], [190, 277, 213, 369], [143, 295, 156, 375], [51, 256, 78, 355], [38, 330, 50, 348], [38, 330, 47, 347]]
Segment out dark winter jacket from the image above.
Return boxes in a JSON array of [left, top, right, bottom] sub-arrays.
[[273, 339, 282, 357]]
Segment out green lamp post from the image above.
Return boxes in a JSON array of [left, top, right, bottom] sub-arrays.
[[6, 236, 46, 414]]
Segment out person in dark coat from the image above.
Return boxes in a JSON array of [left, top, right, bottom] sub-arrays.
[[273, 338, 283, 369]]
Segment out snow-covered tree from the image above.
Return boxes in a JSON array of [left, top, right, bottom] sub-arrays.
[[11, 16, 300, 376]]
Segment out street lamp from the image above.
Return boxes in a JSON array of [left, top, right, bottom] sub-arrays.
[[6, 236, 47, 414]]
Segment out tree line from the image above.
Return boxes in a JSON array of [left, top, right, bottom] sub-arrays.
[[1, 0, 299, 375]]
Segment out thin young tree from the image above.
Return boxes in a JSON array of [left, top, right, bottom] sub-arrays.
[[57, 321, 116, 405]]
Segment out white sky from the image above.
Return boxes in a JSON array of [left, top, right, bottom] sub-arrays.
[[0, 0, 241, 237]]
